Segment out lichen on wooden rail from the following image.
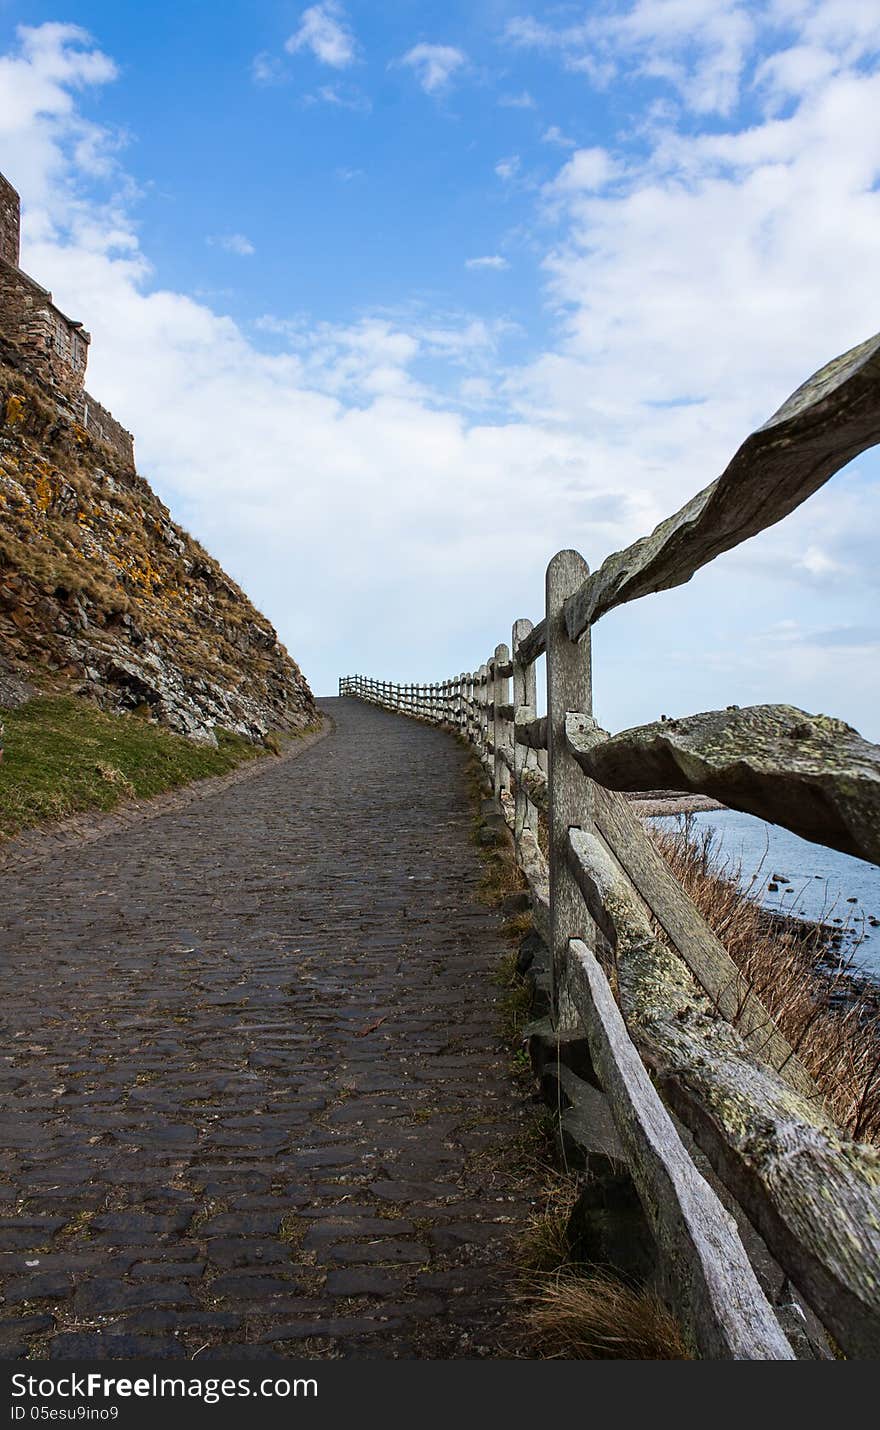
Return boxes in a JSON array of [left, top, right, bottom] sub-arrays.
[[514, 713, 548, 750], [568, 702, 880, 866], [517, 619, 546, 665], [563, 331, 880, 639], [518, 762, 549, 812]]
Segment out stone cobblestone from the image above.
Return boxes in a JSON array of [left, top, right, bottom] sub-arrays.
[[0, 697, 538, 1359]]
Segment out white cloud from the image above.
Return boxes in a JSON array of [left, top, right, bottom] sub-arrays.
[[548, 145, 617, 192], [542, 125, 576, 147], [504, 13, 615, 88], [2, 17, 880, 739], [207, 232, 255, 256], [494, 154, 521, 181], [498, 90, 536, 109], [305, 82, 371, 112], [0, 23, 122, 216], [285, 2, 356, 69], [398, 43, 466, 95], [251, 51, 286, 85], [796, 545, 844, 578], [465, 255, 509, 271], [505, 2, 755, 114]]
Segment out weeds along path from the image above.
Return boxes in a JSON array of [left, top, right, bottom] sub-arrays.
[[0, 696, 540, 1360]]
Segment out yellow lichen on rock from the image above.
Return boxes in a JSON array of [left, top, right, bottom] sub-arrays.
[[3, 393, 24, 426]]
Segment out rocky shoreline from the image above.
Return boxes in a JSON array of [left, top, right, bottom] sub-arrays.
[[627, 790, 725, 818]]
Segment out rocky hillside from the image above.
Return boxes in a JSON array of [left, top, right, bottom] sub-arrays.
[[0, 337, 316, 743]]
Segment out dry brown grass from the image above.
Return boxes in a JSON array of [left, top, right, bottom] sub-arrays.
[[492, 949, 534, 1046], [516, 1179, 580, 1274], [654, 820, 880, 1142], [479, 848, 527, 905], [522, 1271, 691, 1360]]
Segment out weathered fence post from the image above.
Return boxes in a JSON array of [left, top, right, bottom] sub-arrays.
[[493, 643, 511, 804], [463, 672, 470, 740], [546, 549, 593, 1027], [483, 661, 493, 777], [512, 619, 538, 857]]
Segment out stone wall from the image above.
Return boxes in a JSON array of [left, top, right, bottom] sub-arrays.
[[0, 259, 36, 357], [81, 391, 134, 470], [0, 174, 19, 268], [0, 257, 90, 401]]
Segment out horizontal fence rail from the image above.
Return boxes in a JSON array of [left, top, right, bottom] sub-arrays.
[[339, 332, 880, 1360]]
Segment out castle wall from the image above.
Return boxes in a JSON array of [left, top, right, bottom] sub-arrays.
[[0, 258, 26, 340], [81, 390, 135, 470], [0, 174, 20, 268], [42, 304, 89, 399], [0, 258, 89, 400], [0, 170, 132, 466]]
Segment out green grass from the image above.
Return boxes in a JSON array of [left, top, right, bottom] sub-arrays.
[[0, 695, 270, 840]]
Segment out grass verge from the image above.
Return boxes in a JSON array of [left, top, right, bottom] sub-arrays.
[[0, 694, 273, 840]]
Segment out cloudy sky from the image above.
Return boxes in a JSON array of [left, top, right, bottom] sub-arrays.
[[0, 2, 878, 738]]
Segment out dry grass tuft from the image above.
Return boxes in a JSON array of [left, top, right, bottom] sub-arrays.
[[522, 1271, 691, 1360], [516, 1178, 580, 1274], [501, 910, 534, 942], [493, 950, 534, 1046], [655, 820, 880, 1142]]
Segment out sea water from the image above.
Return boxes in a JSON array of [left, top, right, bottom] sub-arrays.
[[651, 807, 880, 980]]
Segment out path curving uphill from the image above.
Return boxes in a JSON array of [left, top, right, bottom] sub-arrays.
[[0, 698, 538, 1360]]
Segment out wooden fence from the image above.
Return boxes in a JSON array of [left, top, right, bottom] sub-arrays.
[[339, 331, 880, 1360]]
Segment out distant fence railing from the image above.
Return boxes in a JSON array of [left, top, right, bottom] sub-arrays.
[[340, 332, 880, 1360]]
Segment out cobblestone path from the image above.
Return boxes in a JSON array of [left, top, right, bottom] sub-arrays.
[[0, 698, 539, 1360]]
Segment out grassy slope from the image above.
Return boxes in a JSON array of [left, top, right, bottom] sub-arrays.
[[0, 696, 270, 840]]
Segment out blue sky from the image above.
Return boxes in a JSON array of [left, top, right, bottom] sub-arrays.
[[1, 2, 879, 738]]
